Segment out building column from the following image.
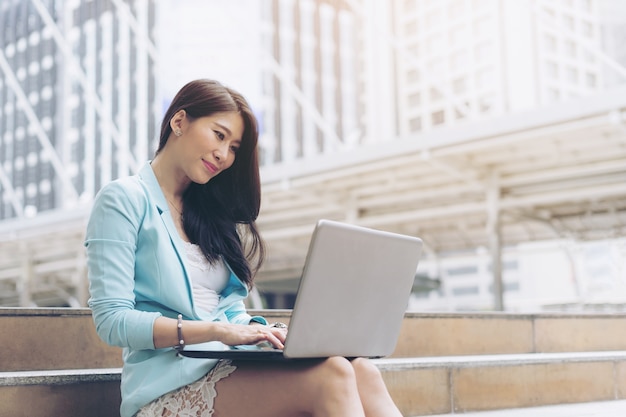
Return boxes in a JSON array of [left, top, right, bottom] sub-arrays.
[[19, 243, 33, 307], [486, 171, 503, 311]]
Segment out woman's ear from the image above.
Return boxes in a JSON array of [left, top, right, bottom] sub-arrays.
[[169, 109, 187, 136]]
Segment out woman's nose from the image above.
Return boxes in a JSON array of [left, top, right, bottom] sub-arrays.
[[214, 143, 228, 160]]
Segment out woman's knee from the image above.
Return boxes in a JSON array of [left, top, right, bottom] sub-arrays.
[[319, 356, 358, 382], [309, 356, 361, 397], [351, 357, 383, 380]]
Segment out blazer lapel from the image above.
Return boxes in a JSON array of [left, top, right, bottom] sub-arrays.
[[139, 162, 195, 308]]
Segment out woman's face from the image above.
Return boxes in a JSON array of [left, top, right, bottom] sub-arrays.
[[173, 110, 245, 185]]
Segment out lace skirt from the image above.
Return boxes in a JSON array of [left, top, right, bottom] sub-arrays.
[[135, 360, 237, 417]]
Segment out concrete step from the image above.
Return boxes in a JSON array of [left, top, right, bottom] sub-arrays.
[[378, 351, 626, 416], [2, 351, 625, 417], [391, 311, 626, 358], [0, 368, 121, 417], [424, 399, 626, 417], [4, 308, 626, 371], [0, 308, 122, 371]]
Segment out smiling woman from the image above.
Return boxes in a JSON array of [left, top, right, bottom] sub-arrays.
[[85, 79, 403, 417]]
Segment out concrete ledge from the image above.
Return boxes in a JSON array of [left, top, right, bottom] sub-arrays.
[[0, 368, 122, 386], [377, 351, 626, 416], [2, 351, 624, 417], [4, 308, 626, 372], [374, 350, 626, 370], [0, 308, 123, 371], [425, 399, 626, 417]]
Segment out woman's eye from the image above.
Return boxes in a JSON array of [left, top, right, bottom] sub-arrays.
[[215, 131, 225, 140], [230, 145, 239, 154]]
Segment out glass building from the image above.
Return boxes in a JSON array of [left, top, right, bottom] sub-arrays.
[[393, 0, 605, 136], [0, 0, 158, 221]]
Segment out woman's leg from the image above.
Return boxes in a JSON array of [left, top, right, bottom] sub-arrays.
[[212, 356, 366, 417], [351, 358, 404, 417]]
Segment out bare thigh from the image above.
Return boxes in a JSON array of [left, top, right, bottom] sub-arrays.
[[212, 358, 360, 417]]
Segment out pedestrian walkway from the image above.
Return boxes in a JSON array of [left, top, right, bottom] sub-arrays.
[[426, 400, 626, 417]]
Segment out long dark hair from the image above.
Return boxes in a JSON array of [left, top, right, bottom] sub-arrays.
[[156, 79, 265, 288]]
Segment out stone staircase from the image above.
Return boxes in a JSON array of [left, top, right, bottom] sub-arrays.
[[1, 308, 625, 416]]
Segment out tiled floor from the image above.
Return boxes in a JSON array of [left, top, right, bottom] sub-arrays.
[[425, 400, 626, 417]]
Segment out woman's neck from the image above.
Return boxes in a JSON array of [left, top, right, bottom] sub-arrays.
[[151, 153, 189, 201]]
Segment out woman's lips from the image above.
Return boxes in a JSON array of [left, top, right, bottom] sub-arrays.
[[203, 160, 218, 173]]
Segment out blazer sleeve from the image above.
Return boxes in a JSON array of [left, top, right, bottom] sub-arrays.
[[224, 299, 267, 325], [85, 180, 162, 350]]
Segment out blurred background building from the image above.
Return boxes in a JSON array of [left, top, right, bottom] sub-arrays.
[[0, 0, 625, 311]]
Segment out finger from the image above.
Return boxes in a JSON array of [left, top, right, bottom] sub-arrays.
[[270, 327, 288, 343], [252, 327, 284, 348], [264, 329, 285, 349]]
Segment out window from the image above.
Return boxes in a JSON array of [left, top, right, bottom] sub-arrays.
[[403, 0, 416, 12], [473, 16, 491, 38], [562, 15, 574, 30], [503, 260, 519, 270], [454, 102, 469, 119], [545, 61, 558, 79], [565, 41, 576, 58], [405, 19, 418, 35], [408, 92, 421, 106], [450, 25, 467, 46], [476, 69, 494, 89], [544, 34, 557, 53], [426, 34, 444, 54], [566, 67, 578, 83], [448, 0, 464, 19], [409, 116, 422, 132], [475, 41, 492, 62], [451, 50, 468, 68], [425, 10, 442, 31], [427, 58, 444, 75], [446, 265, 478, 276], [432, 109, 444, 125], [582, 21, 593, 38], [407, 69, 420, 83], [489, 282, 520, 293], [581, 0, 592, 12], [548, 88, 560, 100], [585, 72, 597, 87], [479, 95, 495, 113], [453, 77, 467, 94], [452, 286, 479, 296], [429, 87, 443, 101]]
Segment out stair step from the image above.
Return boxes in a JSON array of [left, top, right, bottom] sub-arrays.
[[0, 308, 122, 371], [376, 351, 626, 416], [392, 312, 626, 357], [4, 308, 626, 371], [0, 367, 121, 386], [0, 368, 122, 417], [2, 351, 625, 417], [424, 399, 626, 417]]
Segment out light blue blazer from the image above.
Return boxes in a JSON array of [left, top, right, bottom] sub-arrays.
[[85, 162, 266, 417]]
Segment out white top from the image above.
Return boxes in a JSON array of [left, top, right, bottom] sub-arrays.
[[184, 241, 229, 315]]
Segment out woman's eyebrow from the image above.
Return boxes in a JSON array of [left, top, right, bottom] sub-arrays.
[[214, 122, 232, 136]]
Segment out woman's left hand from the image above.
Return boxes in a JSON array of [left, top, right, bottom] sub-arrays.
[[211, 322, 287, 349]]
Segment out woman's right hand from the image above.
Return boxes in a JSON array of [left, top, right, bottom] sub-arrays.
[[212, 322, 287, 349], [153, 316, 287, 350]]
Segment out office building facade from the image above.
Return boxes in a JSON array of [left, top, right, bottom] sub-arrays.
[[0, 0, 158, 221], [258, 0, 366, 165], [393, 0, 605, 137]]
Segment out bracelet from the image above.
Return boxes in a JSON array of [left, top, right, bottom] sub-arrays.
[[175, 314, 185, 354]]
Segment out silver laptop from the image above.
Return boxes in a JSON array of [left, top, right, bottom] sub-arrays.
[[180, 219, 423, 361]]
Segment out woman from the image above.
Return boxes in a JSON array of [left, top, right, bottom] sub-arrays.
[[85, 79, 403, 417]]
